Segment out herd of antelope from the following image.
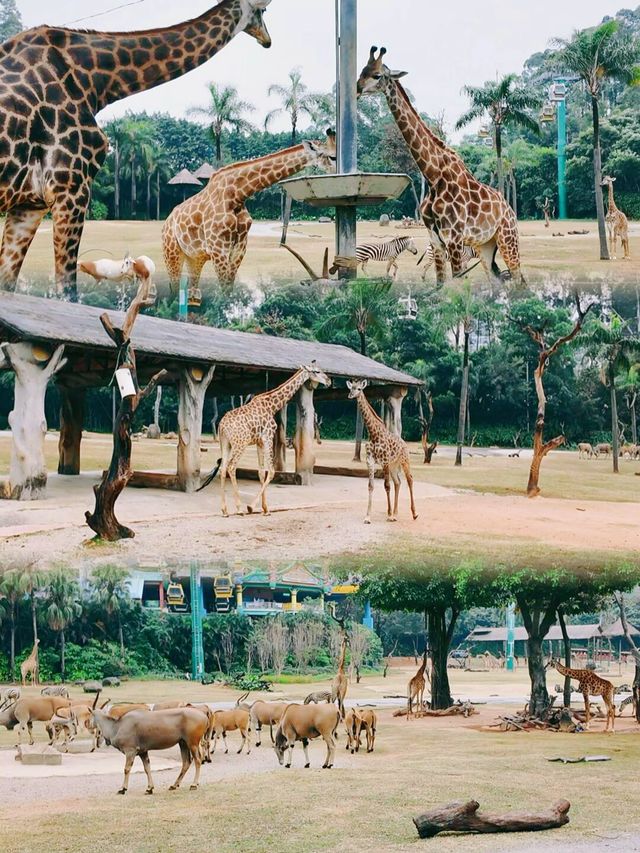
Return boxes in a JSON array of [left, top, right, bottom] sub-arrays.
[[578, 441, 640, 460], [0, 684, 378, 794]]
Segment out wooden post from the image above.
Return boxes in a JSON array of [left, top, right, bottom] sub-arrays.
[[0, 343, 67, 500], [384, 386, 407, 437], [413, 799, 570, 838], [274, 405, 287, 472], [85, 280, 167, 540], [293, 381, 317, 485], [57, 386, 85, 476], [177, 364, 216, 492]]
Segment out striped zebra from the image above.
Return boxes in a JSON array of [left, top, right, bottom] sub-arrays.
[[355, 236, 418, 279], [41, 685, 71, 698], [0, 686, 20, 710], [418, 244, 479, 281]]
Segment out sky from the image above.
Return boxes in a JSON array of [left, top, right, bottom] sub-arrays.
[[18, 0, 627, 140]]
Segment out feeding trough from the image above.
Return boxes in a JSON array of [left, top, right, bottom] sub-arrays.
[[279, 0, 411, 279]]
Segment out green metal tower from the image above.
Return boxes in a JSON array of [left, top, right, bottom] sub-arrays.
[[190, 562, 205, 682]]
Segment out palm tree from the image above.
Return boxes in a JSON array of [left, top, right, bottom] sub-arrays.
[[316, 279, 393, 460], [91, 566, 130, 658], [265, 68, 320, 144], [188, 83, 255, 165], [44, 569, 82, 682], [455, 73, 540, 197], [618, 364, 640, 445], [0, 569, 21, 679], [583, 314, 640, 472], [553, 22, 640, 260], [16, 564, 44, 646], [119, 118, 157, 219], [105, 118, 128, 219]]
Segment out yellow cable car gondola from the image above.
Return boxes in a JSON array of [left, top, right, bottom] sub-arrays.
[[188, 287, 202, 309], [214, 575, 233, 613], [166, 582, 187, 613]]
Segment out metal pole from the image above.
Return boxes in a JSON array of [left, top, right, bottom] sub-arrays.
[[557, 95, 567, 220], [506, 602, 515, 672], [335, 0, 358, 278], [179, 275, 188, 322], [190, 562, 205, 682], [362, 600, 374, 630]]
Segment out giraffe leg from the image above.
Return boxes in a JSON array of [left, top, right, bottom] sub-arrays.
[[583, 692, 590, 730], [402, 461, 418, 520], [612, 231, 618, 260], [365, 444, 376, 524], [623, 235, 631, 260], [383, 467, 392, 519], [249, 428, 276, 514], [162, 224, 185, 295], [389, 467, 401, 522], [51, 189, 91, 300], [0, 209, 47, 291], [185, 254, 207, 290]]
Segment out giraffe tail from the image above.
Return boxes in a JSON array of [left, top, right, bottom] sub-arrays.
[[197, 459, 223, 492]]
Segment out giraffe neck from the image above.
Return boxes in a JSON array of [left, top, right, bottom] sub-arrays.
[[55, 0, 247, 111], [382, 79, 463, 185], [606, 183, 617, 213], [337, 640, 347, 672], [262, 369, 309, 415], [356, 392, 387, 440], [218, 145, 313, 202], [555, 661, 580, 678]]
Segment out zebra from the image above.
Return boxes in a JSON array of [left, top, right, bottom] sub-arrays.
[[355, 236, 418, 279], [417, 244, 479, 281], [0, 686, 21, 710], [303, 690, 332, 705], [41, 685, 71, 698]]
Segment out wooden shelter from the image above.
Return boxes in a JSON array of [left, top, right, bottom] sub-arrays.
[[0, 293, 420, 499]]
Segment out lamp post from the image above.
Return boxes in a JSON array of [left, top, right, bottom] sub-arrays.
[[548, 78, 578, 221]]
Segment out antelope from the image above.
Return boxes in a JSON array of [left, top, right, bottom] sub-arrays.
[[243, 699, 288, 747], [47, 694, 107, 751], [104, 703, 152, 720], [577, 442, 597, 460], [91, 707, 209, 795], [209, 708, 252, 757], [0, 695, 71, 744], [274, 703, 340, 769], [78, 255, 135, 284], [353, 708, 377, 753]]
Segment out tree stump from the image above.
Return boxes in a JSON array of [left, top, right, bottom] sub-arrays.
[[413, 799, 570, 838], [177, 364, 216, 492], [293, 381, 318, 485], [57, 386, 85, 475], [85, 281, 166, 541], [0, 343, 67, 500]]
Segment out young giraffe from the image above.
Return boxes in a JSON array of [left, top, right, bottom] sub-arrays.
[[20, 639, 40, 687], [601, 176, 630, 260], [547, 658, 616, 733], [347, 379, 418, 525], [0, 0, 274, 299], [163, 131, 336, 292], [357, 48, 524, 287], [331, 635, 349, 721], [199, 364, 331, 516], [407, 650, 429, 718]]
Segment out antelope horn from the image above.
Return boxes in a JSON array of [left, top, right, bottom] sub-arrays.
[[322, 247, 329, 280], [282, 244, 321, 281]]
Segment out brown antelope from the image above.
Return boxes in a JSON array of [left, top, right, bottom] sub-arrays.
[[105, 703, 152, 720], [353, 708, 377, 753], [577, 442, 597, 460], [274, 703, 340, 769], [246, 700, 288, 747], [47, 695, 107, 751], [91, 707, 209, 795], [0, 695, 71, 744], [209, 708, 252, 756]]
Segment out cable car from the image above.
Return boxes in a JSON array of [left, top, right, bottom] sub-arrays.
[[477, 124, 491, 139], [483, 136, 493, 147], [187, 287, 202, 309], [398, 291, 418, 321], [166, 582, 188, 613], [540, 103, 555, 123], [549, 82, 567, 102], [214, 575, 233, 613]]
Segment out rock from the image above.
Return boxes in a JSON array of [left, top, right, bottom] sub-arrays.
[[102, 677, 120, 687], [59, 739, 95, 755], [83, 681, 103, 693], [318, 216, 332, 223], [379, 214, 391, 227], [16, 745, 62, 766], [165, 431, 178, 441], [147, 423, 161, 440]]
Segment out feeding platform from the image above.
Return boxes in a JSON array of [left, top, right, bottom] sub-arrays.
[[280, 172, 411, 208]]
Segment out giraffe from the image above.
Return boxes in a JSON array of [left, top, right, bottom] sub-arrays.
[[0, 0, 274, 300], [20, 639, 40, 687], [163, 131, 336, 292], [357, 48, 524, 287], [601, 176, 630, 260], [331, 635, 349, 721], [199, 363, 331, 516], [346, 379, 418, 525], [407, 650, 429, 717], [546, 658, 616, 732]]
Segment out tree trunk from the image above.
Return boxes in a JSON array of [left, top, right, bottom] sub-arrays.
[[413, 799, 571, 839], [293, 384, 317, 485], [60, 629, 65, 682], [215, 133, 222, 166], [630, 393, 638, 446], [156, 170, 160, 221], [525, 631, 549, 717], [592, 96, 609, 261], [353, 334, 367, 462], [146, 172, 151, 220], [153, 385, 162, 430], [177, 365, 216, 492], [557, 607, 572, 709], [610, 365, 619, 474], [511, 170, 518, 218], [118, 616, 124, 658], [31, 594, 38, 646], [527, 353, 565, 497], [495, 126, 504, 197], [114, 143, 121, 219], [57, 386, 85, 476], [130, 158, 137, 218], [428, 608, 455, 710], [455, 329, 470, 466], [9, 607, 15, 680]]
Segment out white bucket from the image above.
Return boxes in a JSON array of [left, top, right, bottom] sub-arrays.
[[115, 368, 136, 399]]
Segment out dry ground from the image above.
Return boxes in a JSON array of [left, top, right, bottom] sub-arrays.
[[1, 665, 639, 853], [0, 436, 638, 567], [6, 217, 640, 295]]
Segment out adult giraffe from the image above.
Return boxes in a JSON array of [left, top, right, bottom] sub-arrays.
[[0, 0, 274, 299], [357, 48, 525, 287]]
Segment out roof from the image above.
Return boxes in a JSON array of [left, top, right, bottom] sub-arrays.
[[0, 293, 421, 388], [466, 621, 640, 643]]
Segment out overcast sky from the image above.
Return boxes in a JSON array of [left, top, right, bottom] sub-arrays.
[[18, 0, 625, 140]]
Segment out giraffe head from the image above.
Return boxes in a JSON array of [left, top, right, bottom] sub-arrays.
[[303, 129, 338, 173], [601, 175, 616, 188], [301, 361, 332, 389], [357, 47, 407, 97], [545, 657, 559, 670], [347, 379, 368, 399], [237, 0, 274, 49]]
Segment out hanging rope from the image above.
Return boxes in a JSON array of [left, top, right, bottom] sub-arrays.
[[63, 0, 147, 27]]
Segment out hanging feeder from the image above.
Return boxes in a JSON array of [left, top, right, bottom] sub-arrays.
[[187, 287, 202, 309], [115, 367, 136, 400]]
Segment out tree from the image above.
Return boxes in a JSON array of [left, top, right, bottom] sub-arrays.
[[91, 566, 131, 657], [513, 294, 594, 496], [188, 83, 255, 166], [316, 279, 393, 460], [45, 570, 82, 682], [265, 68, 320, 143], [16, 564, 45, 646], [0, 569, 21, 679], [618, 364, 640, 446], [583, 313, 640, 472], [455, 73, 540, 196], [119, 118, 157, 219], [553, 22, 640, 259], [0, 0, 22, 42]]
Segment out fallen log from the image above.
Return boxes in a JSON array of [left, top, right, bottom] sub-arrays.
[[413, 799, 570, 839]]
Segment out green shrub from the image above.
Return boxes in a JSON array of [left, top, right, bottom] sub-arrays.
[[616, 192, 640, 221], [89, 200, 109, 221]]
